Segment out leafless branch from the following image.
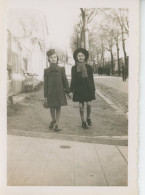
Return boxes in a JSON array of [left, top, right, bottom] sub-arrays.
[[87, 9, 98, 23]]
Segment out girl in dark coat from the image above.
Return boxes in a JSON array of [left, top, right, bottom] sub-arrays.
[[44, 49, 70, 131], [70, 48, 96, 129]]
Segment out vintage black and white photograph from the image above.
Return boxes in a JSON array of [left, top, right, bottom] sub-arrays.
[[6, 0, 130, 187]]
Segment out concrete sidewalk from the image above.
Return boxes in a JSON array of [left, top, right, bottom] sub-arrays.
[[7, 135, 128, 186], [7, 84, 128, 146]]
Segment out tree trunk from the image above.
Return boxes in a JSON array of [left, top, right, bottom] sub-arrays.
[[93, 56, 97, 73], [78, 32, 81, 48], [110, 49, 114, 75], [85, 29, 89, 50], [77, 33, 79, 48], [80, 8, 89, 50], [122, 39, 127, 66], [81, 27, 85, 48], [102, 55, 105, 67], [121, 30, 127, 66], [101, 42, 104, 67], [80, 9, 85, 48], [116, 40, 120, 76], [96, 52, 99, 74]]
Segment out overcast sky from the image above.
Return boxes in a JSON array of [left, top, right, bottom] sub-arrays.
[[7, 0, 80, 50], [7, 0, 129, 57], [45, 8, 80, 49]]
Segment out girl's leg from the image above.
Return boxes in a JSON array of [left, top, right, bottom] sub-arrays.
[[86, 101, 92, 126], [86, 101, 91, 119], [80, 102, 88, 129], [55, 107, 61, 125], [79, 102, 85, 122], [50, 108, 56, 121], [49, 108, 56, 129]]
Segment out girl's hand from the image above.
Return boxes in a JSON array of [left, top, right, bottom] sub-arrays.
[[66, 93, 72, 99], [69, 93, 73, 99], [67, 94, 71, 99]]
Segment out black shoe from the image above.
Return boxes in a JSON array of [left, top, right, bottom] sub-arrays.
[[87, 118, 92, 126], [49, 120, 56, 129], [54, 124, 61, 132], [82, 122, 88, 129]]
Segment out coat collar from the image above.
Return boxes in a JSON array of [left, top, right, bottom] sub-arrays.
[[47, 64, 60, 72]]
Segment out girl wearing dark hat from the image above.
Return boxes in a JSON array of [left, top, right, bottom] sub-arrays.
[[70, 48, 96, 129], [44, 49, 70, 131]]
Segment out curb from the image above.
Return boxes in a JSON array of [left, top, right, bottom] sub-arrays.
[[8, 129, 128, 146]]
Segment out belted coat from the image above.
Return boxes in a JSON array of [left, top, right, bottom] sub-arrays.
[[44, 64, 70, 107]]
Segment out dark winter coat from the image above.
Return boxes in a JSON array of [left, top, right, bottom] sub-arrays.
[[44, 64, 70, 107], [70, 64, 96, 102]]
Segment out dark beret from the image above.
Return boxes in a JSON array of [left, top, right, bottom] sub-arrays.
[[73, 48, 89, 62], [46, 49, 56, 57]]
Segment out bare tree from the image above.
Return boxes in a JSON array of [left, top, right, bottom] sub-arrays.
[[98, 20, 115, 75], [88, 24, 106, 73], [88, 21, 105, 63], [113, 19, 122, 76], [104, 10, 122, 75], [70, 23, 81, 52], [97, 8, 126, 75], [114, 9, 129, 66], [80, 8, 99, 49], [71, 8, 129, 75]]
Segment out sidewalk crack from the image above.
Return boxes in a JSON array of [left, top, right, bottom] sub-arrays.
[[116, 145, 128, 164], [93, 144, 109, 186], [72, 142, 75, 186], [40, 140, 54, 185]]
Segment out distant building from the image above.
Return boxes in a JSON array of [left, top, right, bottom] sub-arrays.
[[7, 9, 49, 97]]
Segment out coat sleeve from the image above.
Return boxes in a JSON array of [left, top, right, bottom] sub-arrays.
[[70, 66, 75, 93], [61, 67, 70, 94], [89, 66, 95, 91], [44, 69, 48, 98]]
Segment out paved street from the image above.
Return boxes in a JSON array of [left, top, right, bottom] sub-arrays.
[[7, 135, 128, 186], [94, 76, 128, 93], [94, 76, 128, 115]]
